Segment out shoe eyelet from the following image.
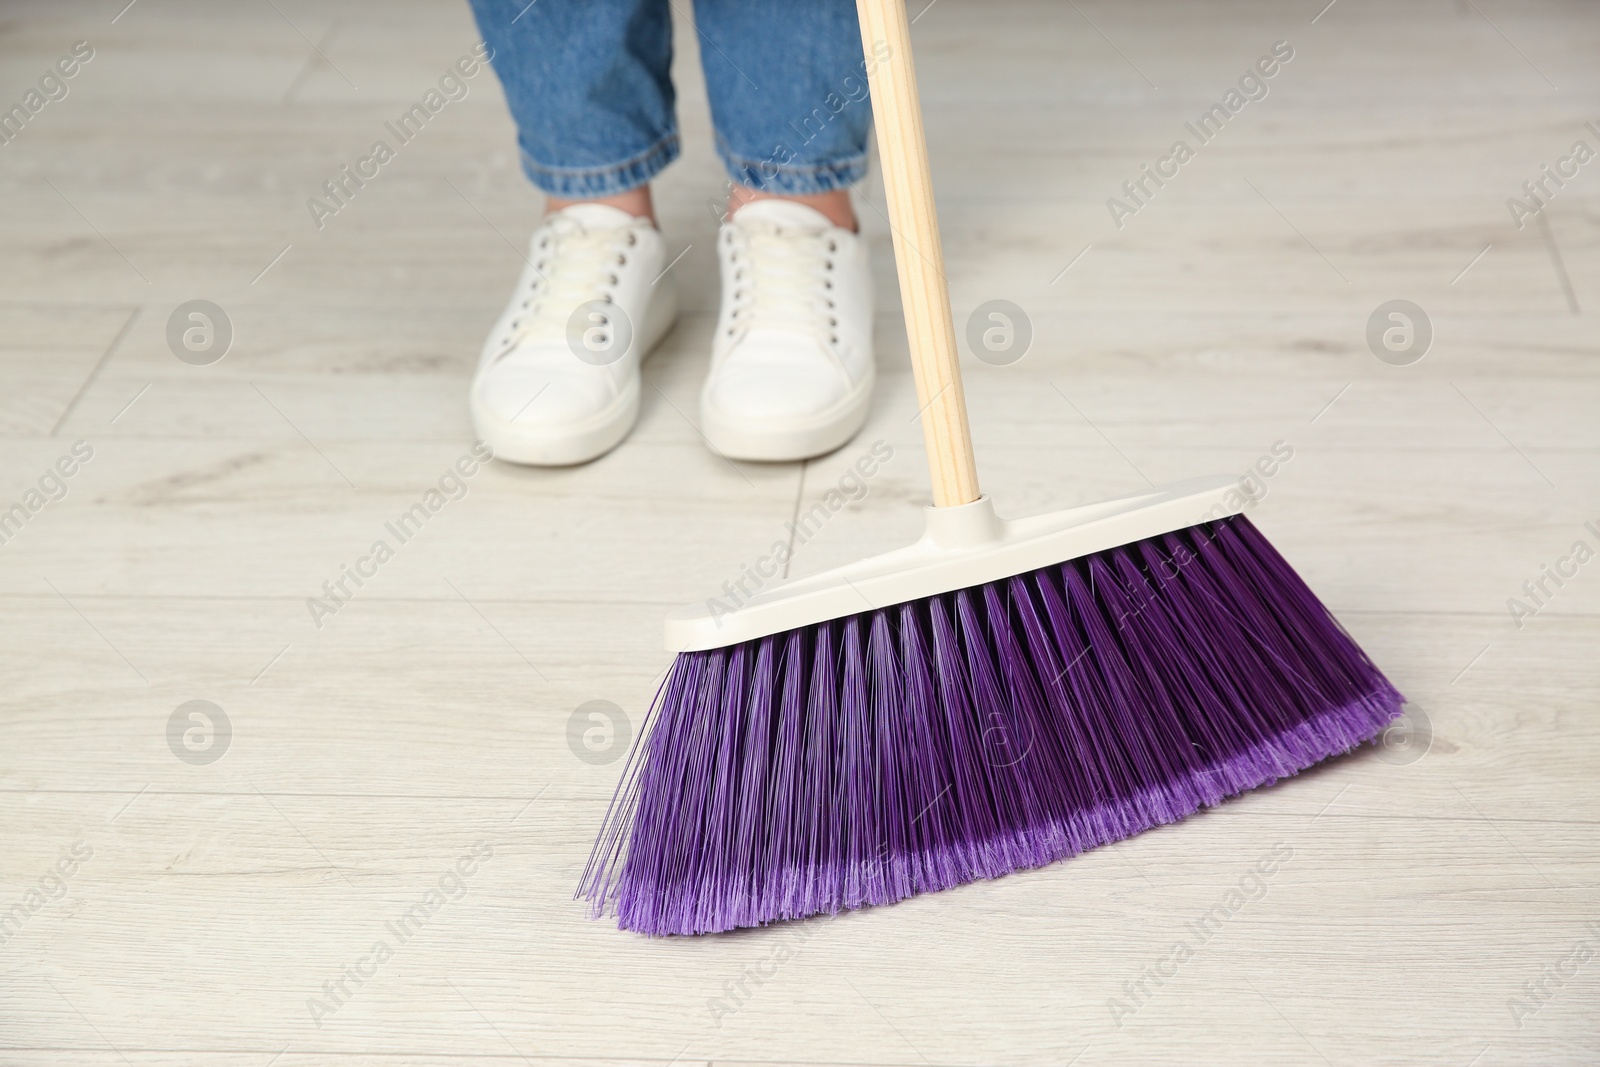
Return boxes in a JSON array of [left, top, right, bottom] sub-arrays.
[[609, 274, 619, 284], [829, 317, 837, 326], [824, 280, 833, 289], [617, 254, 627, 265], [825, 260, 834, 270], [827, 240, 837, 252], [627, 233, 638, 245]]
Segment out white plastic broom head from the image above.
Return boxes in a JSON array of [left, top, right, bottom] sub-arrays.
[[665, 474, 1245, 652]]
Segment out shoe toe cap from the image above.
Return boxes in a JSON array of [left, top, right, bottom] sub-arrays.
[[703, 339, 852, 423], [476, 361, 615, 426]]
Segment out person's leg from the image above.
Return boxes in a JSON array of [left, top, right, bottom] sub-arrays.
[[691, 0, 877, 461], [728, 184, 854, 232], [691, 0, 872, 218], [467, 0, 677, 207], [547, 185, 656, 223], [465, 0, 680, 465]]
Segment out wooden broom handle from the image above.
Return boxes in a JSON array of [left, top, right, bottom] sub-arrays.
[[856, 0, 981, 508]]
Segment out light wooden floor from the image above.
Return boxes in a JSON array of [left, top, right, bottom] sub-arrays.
[[3, 0, 1598, 1063]]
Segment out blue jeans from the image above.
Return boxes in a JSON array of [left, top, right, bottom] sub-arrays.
[[466, 0, 873, 197]]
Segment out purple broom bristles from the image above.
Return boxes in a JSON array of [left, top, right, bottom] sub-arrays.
[[580, 514, 1404, 936]]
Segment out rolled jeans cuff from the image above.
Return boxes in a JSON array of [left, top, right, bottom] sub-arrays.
[[519, 130, 681, 198], [716, 136, 868, 194]]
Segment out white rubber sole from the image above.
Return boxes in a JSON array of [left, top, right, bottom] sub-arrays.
[[471, 281, 678, 467], [699, 366, 875, 462]]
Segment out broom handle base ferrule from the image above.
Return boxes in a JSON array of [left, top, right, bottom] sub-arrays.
[[857, 0, 982, 509], [922, 495, 1003, 549]]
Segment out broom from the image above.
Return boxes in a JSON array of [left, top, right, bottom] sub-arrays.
[[579, 0, 1404, 936]]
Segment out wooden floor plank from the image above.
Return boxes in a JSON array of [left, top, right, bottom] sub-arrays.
[[2, 0, 1597, 1064]]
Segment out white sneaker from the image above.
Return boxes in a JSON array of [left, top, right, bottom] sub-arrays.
[[470, 204, 678, 465], [700, 200, 874, 461]]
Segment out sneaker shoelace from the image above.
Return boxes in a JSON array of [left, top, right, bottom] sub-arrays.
[[722, 222, 840, 350], [494, 217, 639, 362]]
